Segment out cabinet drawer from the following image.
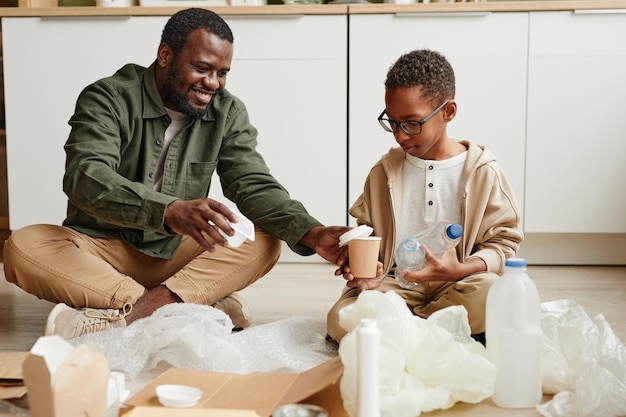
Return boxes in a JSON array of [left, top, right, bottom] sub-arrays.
[[529, 11, 626, 56], [226, 15, 346, 60]]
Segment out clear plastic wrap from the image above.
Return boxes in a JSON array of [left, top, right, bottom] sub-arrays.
[[338, 291, 496, 417], [70, 303, 336, 379], [537, 299, 626, 417]]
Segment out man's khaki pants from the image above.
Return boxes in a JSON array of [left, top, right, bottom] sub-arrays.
[[3, 224, 281, 309]]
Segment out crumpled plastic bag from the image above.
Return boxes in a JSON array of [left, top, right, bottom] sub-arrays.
[[338, 290, 496, 417], [70, 303, 337, 379], [537, 299, 626, 417]]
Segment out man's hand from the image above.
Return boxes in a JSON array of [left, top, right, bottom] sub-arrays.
[[164, 198, 239, 252], [299, 225, 351, 267], [335, 262, 384, 291]]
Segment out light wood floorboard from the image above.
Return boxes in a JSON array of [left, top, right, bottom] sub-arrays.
[[1, 262, 624, 416]]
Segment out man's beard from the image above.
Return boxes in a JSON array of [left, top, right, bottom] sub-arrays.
[[162, 65, 210, 119]]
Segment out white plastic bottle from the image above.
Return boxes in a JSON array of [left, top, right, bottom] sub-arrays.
[[486, 257, 543, 408], [357, 318, 381, 417], [394, 223, 463, 289]]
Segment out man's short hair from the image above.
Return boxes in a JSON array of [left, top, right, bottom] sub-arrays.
[[161, 8, 234, 56]]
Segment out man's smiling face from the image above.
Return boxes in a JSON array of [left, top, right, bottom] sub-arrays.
[[159, 29, 233, 118]]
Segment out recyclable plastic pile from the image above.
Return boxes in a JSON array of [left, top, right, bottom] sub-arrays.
[[338, 291, 626, 417], [69, 303, 337, 380], [338, 291, 496, 417], [66, 292, 626, 417]]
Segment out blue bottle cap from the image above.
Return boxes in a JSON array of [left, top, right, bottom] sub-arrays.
[[505, 257, 527, 267], [445, 223, 463, 240]]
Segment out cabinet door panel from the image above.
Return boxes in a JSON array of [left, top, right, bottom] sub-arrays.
[[526, 12, 626, 233], [348, 13, 528, 226], [3, 16, 165, 230], [210, 57, 347, 263], [211, 60, 347, 228]]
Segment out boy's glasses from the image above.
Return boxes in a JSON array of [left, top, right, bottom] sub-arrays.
[[378, 100, 450, 135]]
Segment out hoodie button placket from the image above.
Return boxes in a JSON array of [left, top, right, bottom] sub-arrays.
[[425, 164, 436, 218]]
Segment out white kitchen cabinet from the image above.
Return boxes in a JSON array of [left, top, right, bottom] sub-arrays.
[[525, 10, 626, 234], [348, 12, 529, 226], [2, 14, 347, 263], [3, 16, 163, 231]]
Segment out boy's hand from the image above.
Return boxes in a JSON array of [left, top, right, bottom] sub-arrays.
[[401, 246, 466, 283], [336, 261, 384, 291]]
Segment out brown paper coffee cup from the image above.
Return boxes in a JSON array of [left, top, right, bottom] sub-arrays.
[[348, 237, 381, 278]]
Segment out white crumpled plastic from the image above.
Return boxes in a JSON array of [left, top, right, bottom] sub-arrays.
[[70, 303, 336, 379], [537, 299, 626, 417], [338, 290, 496, 417]]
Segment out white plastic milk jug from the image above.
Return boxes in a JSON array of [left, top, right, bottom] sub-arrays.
[[486, 257, 543, 408]]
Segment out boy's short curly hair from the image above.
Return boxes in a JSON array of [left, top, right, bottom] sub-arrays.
[[385, 49, 455, 106], [161, 8, 234, 57]]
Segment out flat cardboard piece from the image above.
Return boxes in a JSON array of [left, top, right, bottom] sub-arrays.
[[0, 351, 29, 399], [22, 335, 110, 417], [120, 406, 261, 417], [124, 356, 344, 417]]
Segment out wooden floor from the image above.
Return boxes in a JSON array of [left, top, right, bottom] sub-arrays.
[[1, 261, 625, 416]]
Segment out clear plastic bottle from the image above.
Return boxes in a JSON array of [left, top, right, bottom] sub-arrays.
[[394, 223, 463, 290], [394, 237, 425, 289], [418, 222, 463, 258], [486, 257, 543, 408]]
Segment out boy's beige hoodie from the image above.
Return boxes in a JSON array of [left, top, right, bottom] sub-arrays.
[[349, 140, 524, 277]]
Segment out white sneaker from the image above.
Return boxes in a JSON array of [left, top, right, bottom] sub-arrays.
[[213, 293, 251, 330], [44, 303, 130, 339]]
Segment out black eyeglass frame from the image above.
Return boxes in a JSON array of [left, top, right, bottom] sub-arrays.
[[378, 100, 451, 135]]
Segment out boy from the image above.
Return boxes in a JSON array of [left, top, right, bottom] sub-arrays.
[[326, 49, 523, 344]]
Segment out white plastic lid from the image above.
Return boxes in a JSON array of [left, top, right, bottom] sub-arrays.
[[156, 384, 202, 408], [223, 209, 255, 247], [338, 225, 374, 247], [209, 206, 255, 248]]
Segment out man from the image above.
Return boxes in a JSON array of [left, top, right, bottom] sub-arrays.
[[3, 8, 351, 339]]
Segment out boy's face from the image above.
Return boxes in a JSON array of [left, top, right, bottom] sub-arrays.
[[384, 86, 453, 160]]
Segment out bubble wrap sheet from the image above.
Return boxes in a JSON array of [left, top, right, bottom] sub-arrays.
[[69, 303, 337, 380]]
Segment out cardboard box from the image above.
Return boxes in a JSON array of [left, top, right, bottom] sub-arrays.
[[22, 335, 110, 417], [0, 351, 29, 400], [123, 356, 348, 417]]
